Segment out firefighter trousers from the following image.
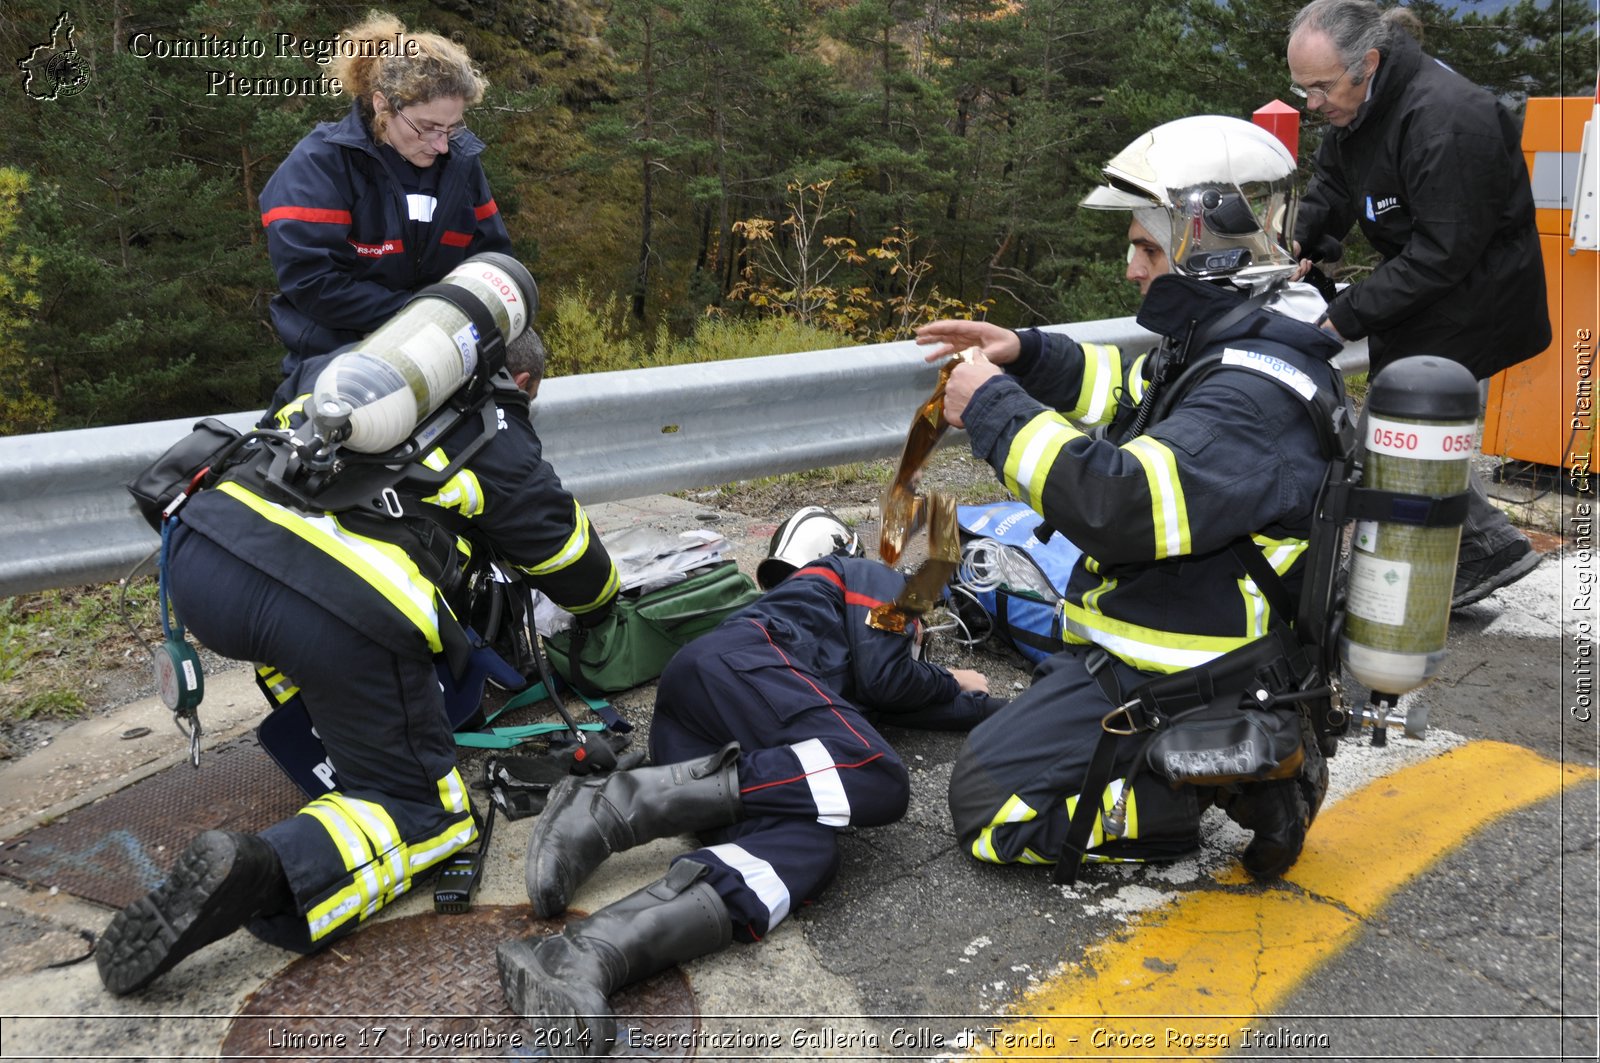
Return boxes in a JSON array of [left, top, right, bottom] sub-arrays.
[[167, 524, 477, 951], [947, 646, 1201, 870], [651, 619, 910, 941]]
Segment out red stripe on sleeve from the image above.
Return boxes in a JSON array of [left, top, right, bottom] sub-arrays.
[[474, 199, 500, 221], [261, 206, 353, 226], [793, 565, 885, 609]]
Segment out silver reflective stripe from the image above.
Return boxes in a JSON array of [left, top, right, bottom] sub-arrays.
[[703, 844, 792, 928], [792, 738, 852, 827]]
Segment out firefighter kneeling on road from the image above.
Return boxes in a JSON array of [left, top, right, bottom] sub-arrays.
[[917, 116, 1345, 883], [96, 328, 620, 995], [498, 507, 1003, 1054]]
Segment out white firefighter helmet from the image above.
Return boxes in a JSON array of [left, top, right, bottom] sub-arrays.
[[756, 506, 862, 590], [1081, 115, 1300, 288]]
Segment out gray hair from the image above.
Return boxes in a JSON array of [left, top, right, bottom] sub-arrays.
[[505, 328, 547, 383], [1290, 0, 1411, 82]]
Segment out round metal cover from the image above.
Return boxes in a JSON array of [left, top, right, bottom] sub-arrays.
[[221, 905, 698, 1060]]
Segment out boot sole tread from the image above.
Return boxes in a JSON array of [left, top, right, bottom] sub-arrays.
[[95, 831, 239, 996], [496, 939, 614, 1057]]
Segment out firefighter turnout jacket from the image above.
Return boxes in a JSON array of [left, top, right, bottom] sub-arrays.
[[259, 102, 513, 371], [959, 274, 1344, 675]]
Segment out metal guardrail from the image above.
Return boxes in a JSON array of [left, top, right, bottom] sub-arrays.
[[0, 314, 1370, 599]]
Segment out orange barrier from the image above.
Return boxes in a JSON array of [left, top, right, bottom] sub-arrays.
[[1483, 94, 1599, 470]]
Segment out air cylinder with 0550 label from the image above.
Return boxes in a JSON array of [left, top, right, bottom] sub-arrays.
[[1340, 356, 1479, 739]]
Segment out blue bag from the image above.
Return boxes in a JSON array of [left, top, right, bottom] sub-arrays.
[[954, 501, 1082, 665]]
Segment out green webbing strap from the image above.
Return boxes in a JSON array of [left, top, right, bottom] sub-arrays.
[[452, 678, 616, 749], [496, 678, 612, 716], [454, 721, 608, 750]]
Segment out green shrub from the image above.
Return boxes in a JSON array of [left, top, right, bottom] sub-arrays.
[[542, 285, 850, 377]]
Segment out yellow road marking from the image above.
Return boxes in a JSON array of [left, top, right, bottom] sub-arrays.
[[977, 741, 1594, 1059]]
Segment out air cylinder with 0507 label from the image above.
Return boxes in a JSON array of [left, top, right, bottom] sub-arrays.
[[311, 253, 537, 453], [1340, 355, 1480, 743]]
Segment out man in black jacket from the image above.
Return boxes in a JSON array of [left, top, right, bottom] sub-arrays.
[[1288, 0, 1548, 607]]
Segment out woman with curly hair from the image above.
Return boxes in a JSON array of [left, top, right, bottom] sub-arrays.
[[259, 12, 513, 372]]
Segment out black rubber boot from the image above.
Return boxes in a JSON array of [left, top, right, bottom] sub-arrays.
[[498, 860, 733, 1057], [525, 743, 741, 917], [96, 830, 292, 995], [1228, 778, 1310, 877], [1223, 718, 1329, 879]]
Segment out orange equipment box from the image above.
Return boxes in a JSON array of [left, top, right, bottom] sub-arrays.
[[1483, 95, 1598, 472]]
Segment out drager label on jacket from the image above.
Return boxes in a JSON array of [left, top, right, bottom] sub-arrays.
[[1365, 194, 1401, 221], [1221, 348, 1318, 400]]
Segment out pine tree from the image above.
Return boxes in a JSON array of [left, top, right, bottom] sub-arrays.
[[4, 2, 277, 425], [0, 168, 53, 435]]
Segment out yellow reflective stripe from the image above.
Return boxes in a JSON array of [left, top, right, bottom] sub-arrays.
[[323, 794, 405, 916], [1081, 573, 1117, 615], [303, 802, 374, 942], [419, 448, 484, 518], [272, 394, 311, 430], [300, 773, 476, 941], [307, 887, 365, 942], [1061, 778, 1135, 858], [517, 501, 591, 577], [435, 768, 469, 815], [1002, 413, 1082, 510], [1127, 354, 1148, 405], [1059, 600, 1254, 673], [1063, 793, 1104, 849], [304, 800, 369, 872], [308, 797, 385, 920], [1241, 573, 1269, 638], [217, 481, 442, 653], [969, 793, 1037, 864], [565, 562, 622, 615], [1121, 435, 1190, 560], [255, 665, 299, 704], [1242, 534, 1309, 637], [1075, 343, 1122, 425], [408, 816, 477, 873], [409, 768, 477, 870]]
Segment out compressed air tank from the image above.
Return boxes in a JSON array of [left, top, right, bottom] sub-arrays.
[[311, 253, 538, 453], [1340, 356, 1480, 696]]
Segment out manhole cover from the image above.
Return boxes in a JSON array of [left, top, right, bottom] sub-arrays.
[[221, 905, 699, 1060]]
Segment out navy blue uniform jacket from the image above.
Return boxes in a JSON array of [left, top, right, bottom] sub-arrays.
[[259, 103, 513, 371], [731, 555, 992, 731]]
